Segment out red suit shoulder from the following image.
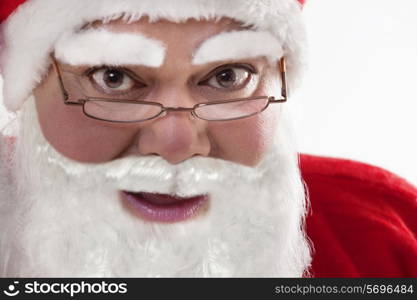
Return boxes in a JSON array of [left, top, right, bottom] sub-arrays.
[[300, 154, 417, 277]]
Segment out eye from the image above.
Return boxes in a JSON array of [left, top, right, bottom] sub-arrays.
[[90, 68, 137, 93], [204, 65, 254, 90]]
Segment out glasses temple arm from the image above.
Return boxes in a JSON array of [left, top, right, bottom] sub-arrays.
[[51, 55, 70, 101], [279, 57, 288, 100]]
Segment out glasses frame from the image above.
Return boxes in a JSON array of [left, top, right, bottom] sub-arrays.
[[52, 56, 288, 123]]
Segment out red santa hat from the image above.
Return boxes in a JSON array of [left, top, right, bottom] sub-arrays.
[[0, 0, 306, 112]]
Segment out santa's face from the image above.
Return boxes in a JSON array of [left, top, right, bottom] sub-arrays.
[[34, 17, 282, 167], [0, 17, 311, 277]]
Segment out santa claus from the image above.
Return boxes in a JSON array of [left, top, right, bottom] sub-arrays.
[[0, 0, 416, 278]]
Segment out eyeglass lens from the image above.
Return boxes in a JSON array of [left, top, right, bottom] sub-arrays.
[[83, 97, 270, 122]]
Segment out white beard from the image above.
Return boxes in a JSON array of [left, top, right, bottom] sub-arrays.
[[0, 96, 311, 277]]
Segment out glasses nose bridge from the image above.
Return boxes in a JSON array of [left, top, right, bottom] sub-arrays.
[[161, 106, 196, 118], [164, 106, 194, 112]]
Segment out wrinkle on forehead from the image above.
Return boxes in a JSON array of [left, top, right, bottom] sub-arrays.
[[192, 30, 283, 65], [54, 28, 166, 67]]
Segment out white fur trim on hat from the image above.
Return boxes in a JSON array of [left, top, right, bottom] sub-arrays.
[[0, 0, 306, 112]]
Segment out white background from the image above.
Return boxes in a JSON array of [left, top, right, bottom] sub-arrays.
[[1, 0, 416, 185], [291, 0, 417, 185]]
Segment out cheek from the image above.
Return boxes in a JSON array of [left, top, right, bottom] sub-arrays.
[[34, 92, 137, 163], [208, 106, 280, 166]]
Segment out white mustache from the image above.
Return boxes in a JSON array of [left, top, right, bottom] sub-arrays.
[[40, 143, 269, 197]]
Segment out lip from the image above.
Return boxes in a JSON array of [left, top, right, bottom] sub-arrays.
[[121, 191, 209, 223]]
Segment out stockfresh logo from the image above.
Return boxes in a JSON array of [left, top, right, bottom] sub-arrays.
[[3, 281, 20, 297]]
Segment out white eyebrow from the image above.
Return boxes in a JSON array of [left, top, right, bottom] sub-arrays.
[[192, 30, 283, 65], [54, 29, 166, 67]]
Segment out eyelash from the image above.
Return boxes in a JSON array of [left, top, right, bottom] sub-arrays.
[[84, 66, 146, 96], [83, 63, 258, 89], [84, 66, 143, 82], [198, 63, 258, 85]]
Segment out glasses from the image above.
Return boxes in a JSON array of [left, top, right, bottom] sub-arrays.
[[53, 57, 288, 123]]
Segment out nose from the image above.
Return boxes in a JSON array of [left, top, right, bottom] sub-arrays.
[[136, 106, 211, 164]]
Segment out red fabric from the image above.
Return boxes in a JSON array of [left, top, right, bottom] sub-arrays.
[[0, 0, 25, 23], [301, 154, 417, 277], [0, 0, 305, 24]]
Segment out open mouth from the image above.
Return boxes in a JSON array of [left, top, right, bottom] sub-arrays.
[[121, 191, 209, 223]]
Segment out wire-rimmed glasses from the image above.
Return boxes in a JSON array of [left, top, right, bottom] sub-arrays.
[[52, 57, 288, 123]]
